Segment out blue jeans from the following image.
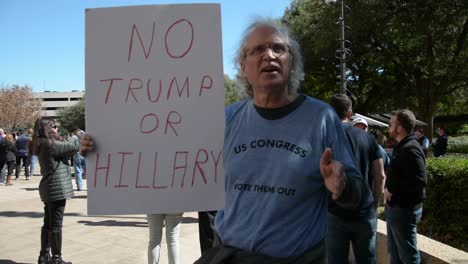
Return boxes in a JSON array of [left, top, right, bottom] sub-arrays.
[[29, 155, 37, 175], [386, 205, 423, 264], [73, 152, 86, 189], [327, 212, 377, 264], [0, 163, 6, 183], [147, 213, 183, 264]]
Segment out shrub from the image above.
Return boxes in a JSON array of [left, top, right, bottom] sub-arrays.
[[419, 157, 468, 251], [447, 135, 468, 154]]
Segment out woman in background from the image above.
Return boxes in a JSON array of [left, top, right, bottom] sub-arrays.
[[32, 118, 80, 264], [0, 133, 17, 186]]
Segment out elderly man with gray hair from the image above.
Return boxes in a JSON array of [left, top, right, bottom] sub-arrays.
[[192, 18, 364, 264]]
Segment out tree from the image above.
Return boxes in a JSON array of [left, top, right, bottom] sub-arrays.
[[57, 99, 85, 133], [224, 74, 241, 105], [0, 85, 42, 131], [283, 0, 468, 137]]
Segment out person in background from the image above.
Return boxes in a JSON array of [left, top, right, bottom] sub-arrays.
[[198, 211, 218, 254], [328, 95, 385, 264], [70, 127, 86, 191], [0, 128, 7, 185], [385, 109, 427, 264], [15, 128, 30, 180], [415, 128, 429, 158], [192, 18, 363, 263], [354, 120, 391, 172], [76, 127, 184, 264], [32, 118, 81, 264], [0, 133, 17, 186], [15, 128, 29, 180], [146, 213, 184, 264], [27, 128, 39, 176], [432, 127, 448, 157]]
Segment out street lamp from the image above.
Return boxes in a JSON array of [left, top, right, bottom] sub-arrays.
[[325, 0, 351, 94]]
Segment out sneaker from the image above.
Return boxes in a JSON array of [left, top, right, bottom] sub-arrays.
[[15, 177, 19, 181], [26, 177, 30, 180], [0, 182, 6, 186]]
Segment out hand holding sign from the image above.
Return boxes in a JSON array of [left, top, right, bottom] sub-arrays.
[[320, 147, 346, 200], [79, 134, 94, 157]]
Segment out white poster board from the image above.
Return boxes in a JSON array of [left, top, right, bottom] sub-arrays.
[[85, 4, 225, 215]]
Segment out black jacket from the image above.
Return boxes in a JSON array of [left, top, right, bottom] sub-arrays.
[[386, 134, 427, 208], [0, 140, 17, 162], [433, 134, 448, 157], [15, 134, 30, 157]]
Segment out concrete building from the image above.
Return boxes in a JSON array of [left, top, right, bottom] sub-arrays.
[[34, 91, 84, 118]]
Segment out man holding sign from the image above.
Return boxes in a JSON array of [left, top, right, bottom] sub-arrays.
[[198, 18, 362, 263], [82, 6, 363, 263]]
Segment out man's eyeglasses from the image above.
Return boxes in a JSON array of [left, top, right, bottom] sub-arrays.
[[51, 124, 57, 129], [245, 43, 289, 57]]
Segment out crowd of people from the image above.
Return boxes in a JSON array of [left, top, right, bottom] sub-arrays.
[[2, 17, 452, 264], [0, 128, 37, 186]]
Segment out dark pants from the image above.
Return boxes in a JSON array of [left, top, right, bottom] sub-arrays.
[[0, 160, 15, 175], [43, 199, 66, 232], [386, 205, 422, 264], [198, 211, 218, 254], [42, 199, 66, 257], [195, 239, 326, 264], [15, 155, 30, 178]]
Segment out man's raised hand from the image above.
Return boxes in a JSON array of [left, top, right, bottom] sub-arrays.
[[320, 147, 346, 200]]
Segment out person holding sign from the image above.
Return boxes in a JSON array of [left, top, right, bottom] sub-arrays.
[[193, 18, 364, 263], [79, 135, 184, 263], [32, 119, 81, 264], [146, 213, 183, 264]]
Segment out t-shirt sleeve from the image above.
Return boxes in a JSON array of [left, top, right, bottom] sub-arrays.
[[369, 134, 383, 161], [322, 106, 363, 209]]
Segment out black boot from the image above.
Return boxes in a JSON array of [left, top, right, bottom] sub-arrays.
[[38, 228, 51, 264], [38, 254, 51, 264], [50, 255, 72, 264], [49, 230, 72, 264]]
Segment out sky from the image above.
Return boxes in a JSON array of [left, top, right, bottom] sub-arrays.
[[0, 0, 292, 92]]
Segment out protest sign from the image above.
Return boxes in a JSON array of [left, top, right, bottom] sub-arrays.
[[85, 4, 225, 215]]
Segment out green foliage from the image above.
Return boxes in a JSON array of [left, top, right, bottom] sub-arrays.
[[461, 124, 468, 134], [224, 75, 241, 106], [419, 157, 468, 251], [283, 0, 468, 126], [57, 100, 85, 133], [448, 135, 468, 153]]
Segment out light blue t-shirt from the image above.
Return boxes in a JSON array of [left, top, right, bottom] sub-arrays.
[[215, 96, 361, 258]]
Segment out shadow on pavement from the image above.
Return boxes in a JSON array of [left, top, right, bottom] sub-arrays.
[[182, 216, 198, 224], [0, 260, 30, 264], [77, 216, 199, 227], [72, 194, 87, 199], [21, 187, 39, 191], [0, 211, 82, 218], [78, 219, 148, 227]]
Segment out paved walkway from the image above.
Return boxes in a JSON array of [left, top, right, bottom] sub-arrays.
[[0, 166, 202, 264]]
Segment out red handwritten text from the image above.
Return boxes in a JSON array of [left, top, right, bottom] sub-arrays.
[[92, 149, 222, 189], [128, 19, 194, 62]]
